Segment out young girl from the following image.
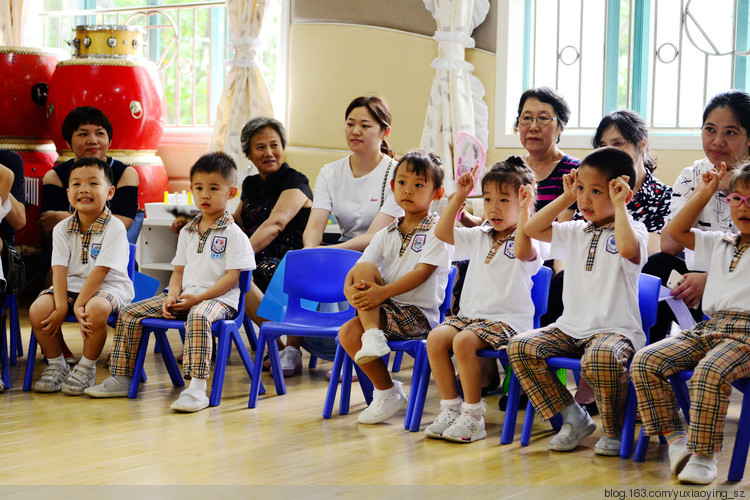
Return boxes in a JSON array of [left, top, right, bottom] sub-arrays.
[[425, 158, 543, 442], [631, 162, 750, 484]]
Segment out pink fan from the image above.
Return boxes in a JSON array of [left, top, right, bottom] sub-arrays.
[[454, 131, 486, 197]]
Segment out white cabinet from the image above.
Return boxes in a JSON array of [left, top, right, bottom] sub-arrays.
[[137, 218, 177, 290]]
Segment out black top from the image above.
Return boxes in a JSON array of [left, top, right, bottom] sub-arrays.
[[0, 150, 25, 242], [41, 156, 138, 219], [240, 163, 312, 262]]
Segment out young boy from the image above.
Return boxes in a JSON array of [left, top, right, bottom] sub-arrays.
[[85, 152, 254, 412], [631, 162, 750, 485], [338, 150, 452, 424], [507, 146, 648, 455], [30, 157, 134, 395]]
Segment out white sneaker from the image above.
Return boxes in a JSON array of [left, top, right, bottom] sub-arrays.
[[678, 454, 718, 484], [358, 380, 408, 424], [170, 390, 210, 413], [549, 412, 597, 451], [279, 346, 302, 377], [62, 363, 97, 396], [424, 407, 460, 439], [34, 364, 71, 393], [443, 413, 487, 443], [668, 436, 691, 474], [85, 375, 132, 398], [594, 434, 622, 456], [354, 328, 390, 365]]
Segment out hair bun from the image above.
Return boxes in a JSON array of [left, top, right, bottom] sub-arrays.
[[505, 155, 526, 167]]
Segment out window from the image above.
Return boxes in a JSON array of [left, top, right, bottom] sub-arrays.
[[496, 0, 750, 149]]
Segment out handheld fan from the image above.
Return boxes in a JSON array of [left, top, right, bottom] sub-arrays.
[[454, 131, 486, 197]]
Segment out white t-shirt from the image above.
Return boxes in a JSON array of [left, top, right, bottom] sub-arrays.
[[0, 194, 11, 284], [453, 226, 543, 333], [358, 214, 452, 328], [311, 155, 403, 240], [172, 213, 256, 309], [51, 211, 134, 309], [549, 219, 649, 350], [692, 230, 750, 316]]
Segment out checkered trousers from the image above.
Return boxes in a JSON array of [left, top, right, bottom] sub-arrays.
[[630, 311, 750, 454], [110, 293, 236, 380], [507, 327, 635, 437]]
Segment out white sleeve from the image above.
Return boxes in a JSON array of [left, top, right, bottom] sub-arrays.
[[171, 229, 188, 267], [311, 167, 333, 212], [548, 221, 572, 261], [621, 221, 649, 273], [417, 230, 453, 268], [51, 220, 71, 268], [452, 227, 479, 262], [94, 223, 130, 274], [358, 228, 386, 268], [225, 225, 256, 271], [691, 229, 721, 272], [520, 239, 544, 275]]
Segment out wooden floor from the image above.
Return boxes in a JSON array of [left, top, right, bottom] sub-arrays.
[[2, 309, 749, 497]]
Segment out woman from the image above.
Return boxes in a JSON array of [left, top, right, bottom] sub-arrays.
[[275, 96, 402, 377], [592, 110, 672, 255], [234, 117, 313, 327], [646, 89, 750, 342]]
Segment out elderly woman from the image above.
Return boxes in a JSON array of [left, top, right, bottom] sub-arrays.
[[234, 117, 313, 325]]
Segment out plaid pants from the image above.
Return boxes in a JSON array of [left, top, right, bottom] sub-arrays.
[[110, 293, 236, 380], [630, 311, 750, 454], [507, 327, 635, 437]]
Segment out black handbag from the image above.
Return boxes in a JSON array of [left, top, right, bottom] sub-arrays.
[[1, 237, 25, 294]]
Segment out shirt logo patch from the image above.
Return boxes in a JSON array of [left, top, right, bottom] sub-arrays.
[[411, 234, 426, 253], [504, 240, 516, 259], [605, 235, 618, 254], [90, 243, 101, 260], [211, 236, 227, 259]]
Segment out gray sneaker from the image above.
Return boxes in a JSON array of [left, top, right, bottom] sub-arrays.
[[34, 364, 71, 393], [85, 375, 132, 398], [61, 364, 97, 396], [424, 407, 460, 439]]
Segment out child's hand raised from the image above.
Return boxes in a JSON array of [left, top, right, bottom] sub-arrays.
[[518, 184, 535, 211], [609, 175, 632, 205], [562, 169, 578, 198], [455, 165, 478, 200], [698, 162, 727, 194]]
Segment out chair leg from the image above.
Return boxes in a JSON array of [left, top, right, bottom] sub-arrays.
[[501, 370, 522, 445], [23, 331, 38, 391], [339, 355, 354, 415], [1, 313, 9, 390], [129, 330, 153, 399], [408, 346, 433, 432], [520, 399, 535, 446], [323, 345, 345, 418], [209, 326, 233, 407], [354, 362, 374, 405], [391, 351, 403, 373], [403, 348, 422, 430], [267, 337, 287, 396], [634, 426, 650, 462], [230, 328, 265, 395], [728, 387, 750, 481], [154, 330, 184, 387], [8, 294, 21, 365], [620, 383, 638, 459], [309, 355, 318, 369], [248, 331, 267, 408], [242, 315, 257, 351]]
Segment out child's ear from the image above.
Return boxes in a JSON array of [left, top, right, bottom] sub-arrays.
[[106, 184, 116, 201], [433, 186, 445, 200], [625, 189, 634, 204], [390, 178, 395, 192], [229, 185, 238, 198]]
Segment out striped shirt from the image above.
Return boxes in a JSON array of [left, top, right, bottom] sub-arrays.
[[534, 155, 580, 211]]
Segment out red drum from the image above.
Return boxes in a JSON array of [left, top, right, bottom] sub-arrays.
[[0, 46, 66, 140], [46, 57, 165, 152]]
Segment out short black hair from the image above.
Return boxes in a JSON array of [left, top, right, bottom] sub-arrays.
[[392, 150, 444, 189], [580, 146, 637, 190], [703, 89, 750, 135], [729, 161, 750, 192], [484, 156, 536, 198], [240, 116, 287, 154], [594, 110, 656, 172], [61, 106, 113, 145], [190, 151, 237, 185], [515, 86, 571, 132], [69, 157, 114, 186]]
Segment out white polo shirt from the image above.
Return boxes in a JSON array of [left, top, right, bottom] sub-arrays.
[[693, 230, 750, 316], [51, 209, 134, 308], [358, 213, 452, 328], [172, 212, 255, 309], [454, 226, 543, 333], [550, 219, 648, 350], [312, 155, 404, 240]]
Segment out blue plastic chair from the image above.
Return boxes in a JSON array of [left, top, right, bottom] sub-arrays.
[[1, 293, 23, 389], [127, 270, 265, 406], [248, 248, 362, 408], [126, 210, 145, 245], [23, 243, 138, 391], [322, 266, 458, 430], [514, 272, 661, 458]]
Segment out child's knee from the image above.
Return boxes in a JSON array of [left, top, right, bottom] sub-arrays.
[[29, 297, 54, 324], [351, 262, 383, 284], [426, 326, 454, 353], [85, 298, 114, 325], [338, 319, 363, 349], [452, 330, 477, 356]]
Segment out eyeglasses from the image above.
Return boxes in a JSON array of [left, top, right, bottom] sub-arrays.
[[518, 115, 557, 127], [725, 193, 750, 208]]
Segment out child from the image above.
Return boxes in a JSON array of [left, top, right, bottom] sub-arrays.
[[338, 150, 452, 424], [85, 152, 254, 412], [507, 146, 648, 455], [630, 162, 750, 485], [425, 157, 543, 442], [30, 157, 134, 395]]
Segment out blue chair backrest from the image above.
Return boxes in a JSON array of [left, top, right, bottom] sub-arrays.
[[438, 266, 458, 323], [638, 273, 661, 344], [530, 266, 553, 329], [282, 248, 361, 322], [127, 211, 145, 245], [232, 270, 252, 325], [132, 271, 160, 303], [126, 243, 136, 280]]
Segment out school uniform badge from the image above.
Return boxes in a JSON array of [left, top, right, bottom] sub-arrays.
[[211, 236, 227, 259], [605, 235, 618, 254], [90, 243, 102, 259], [504, 240, 516, 259], [411, 234, 426, 252]]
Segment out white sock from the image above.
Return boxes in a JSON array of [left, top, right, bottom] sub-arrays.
[[440, 397, 462, 413], [462, 400, 486, 419], [78, 356, 96, 369], [48, 355, 66, 368], [187, 377, 207, 395], [561, 402, 587, 426]]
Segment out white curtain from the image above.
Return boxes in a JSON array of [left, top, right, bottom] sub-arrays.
[[420, 0, 490, 193], [0, 0, 40, 46], [209, 0, 274, 176]]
